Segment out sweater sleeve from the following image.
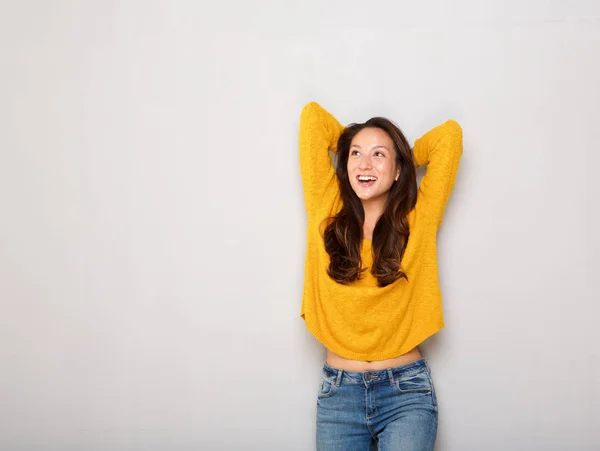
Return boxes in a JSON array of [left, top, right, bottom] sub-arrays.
[[298, 102, 345, 215], [413, 120, 463, 229]]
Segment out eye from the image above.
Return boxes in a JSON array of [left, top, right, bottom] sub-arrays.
[[374, 151, 384, 157], [351, 150, 361, 156]]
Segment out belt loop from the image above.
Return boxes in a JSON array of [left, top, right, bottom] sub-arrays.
[[335, 369, 343, 387], [387, 368, 394, 386]]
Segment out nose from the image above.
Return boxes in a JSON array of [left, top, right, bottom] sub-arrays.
[[359, 155, 372, 170]]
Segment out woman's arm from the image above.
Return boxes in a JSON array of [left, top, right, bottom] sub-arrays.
[[413, 120, 463, 228], [298, 102, 345, 215]]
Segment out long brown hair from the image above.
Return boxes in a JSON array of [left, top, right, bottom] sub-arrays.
[[323, 118, 417, 287]]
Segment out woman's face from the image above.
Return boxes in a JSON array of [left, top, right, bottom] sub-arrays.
[[347, 127, 399, 204]]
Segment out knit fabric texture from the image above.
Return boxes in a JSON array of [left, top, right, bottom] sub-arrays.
[[298, 101, 463, 361]]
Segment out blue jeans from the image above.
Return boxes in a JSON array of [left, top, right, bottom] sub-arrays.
[[316, 358, 438, 451]]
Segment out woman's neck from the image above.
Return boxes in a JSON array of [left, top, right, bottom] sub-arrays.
[[362, 196, 387, 240]]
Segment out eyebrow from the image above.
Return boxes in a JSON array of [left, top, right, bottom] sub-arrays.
[[350, 144, 389, 150]]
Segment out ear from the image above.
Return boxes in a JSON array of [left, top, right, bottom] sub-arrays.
[[395, 168, 400, 181]]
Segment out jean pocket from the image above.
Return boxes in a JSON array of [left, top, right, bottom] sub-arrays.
[[394, 368, 433, 394], [317, 376, 336, 399]]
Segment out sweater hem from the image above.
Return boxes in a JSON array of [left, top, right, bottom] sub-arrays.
[[301, 311, 445, 362]]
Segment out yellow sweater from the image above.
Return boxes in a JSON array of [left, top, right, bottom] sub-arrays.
[[298, 102, 463, 361]]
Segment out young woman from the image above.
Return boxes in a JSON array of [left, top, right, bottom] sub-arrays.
[[298, 101, 463, 450]]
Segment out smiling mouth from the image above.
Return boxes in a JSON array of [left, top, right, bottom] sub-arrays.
[[357, 175, 377, 187]]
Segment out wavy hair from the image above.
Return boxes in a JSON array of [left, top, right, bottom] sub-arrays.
[[323, 118, 417, 287]]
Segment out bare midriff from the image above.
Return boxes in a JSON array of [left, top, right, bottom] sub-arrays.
[[326, 347, 423, 372]]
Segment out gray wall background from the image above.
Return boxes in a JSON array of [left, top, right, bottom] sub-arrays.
[[1, 1, 599, 450]]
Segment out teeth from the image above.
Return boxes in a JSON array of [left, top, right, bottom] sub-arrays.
[[358, 175, 377, 181]]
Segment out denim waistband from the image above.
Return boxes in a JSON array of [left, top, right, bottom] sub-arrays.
[[322, 358, 429, 386]]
